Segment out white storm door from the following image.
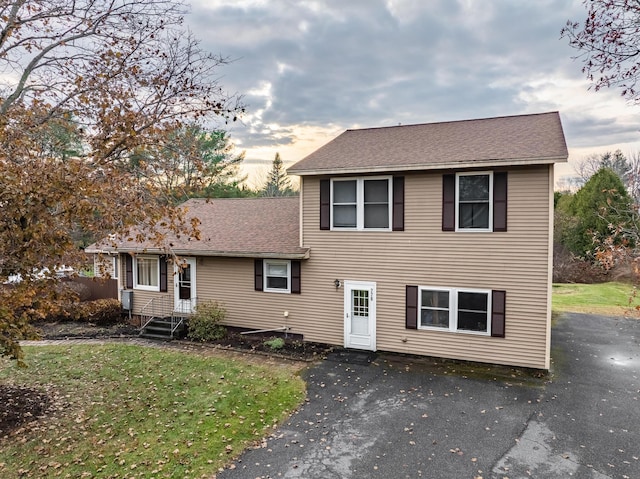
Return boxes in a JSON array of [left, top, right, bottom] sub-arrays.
[[174, 258, 197, 314], [344, 281, 376, 351]]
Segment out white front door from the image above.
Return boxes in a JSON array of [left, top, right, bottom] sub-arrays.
[[174, 258, 197, 314], [344, 281, 376, 351]]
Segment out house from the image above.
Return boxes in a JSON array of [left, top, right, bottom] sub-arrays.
[[88, 111, 567, 369]]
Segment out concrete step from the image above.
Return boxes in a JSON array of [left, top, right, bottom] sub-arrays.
[[140, 317, 186, 339]]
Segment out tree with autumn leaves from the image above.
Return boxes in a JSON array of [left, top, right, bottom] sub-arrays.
[[562, 1, 640, 278], [562, 0, 640, 103], [0, 0, 244, 364]]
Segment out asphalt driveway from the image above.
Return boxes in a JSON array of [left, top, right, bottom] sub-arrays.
[[217, 313, 640, 479]]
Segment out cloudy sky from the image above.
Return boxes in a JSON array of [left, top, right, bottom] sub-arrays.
[[186, 0, 640, 187]]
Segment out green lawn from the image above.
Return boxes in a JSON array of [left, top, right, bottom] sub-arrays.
[[0, 344, 306, 478], [552, 281, 640, 316]]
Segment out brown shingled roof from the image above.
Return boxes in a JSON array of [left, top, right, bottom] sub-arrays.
[[89, 197, 308, 259], [288, 111, 568, 176]]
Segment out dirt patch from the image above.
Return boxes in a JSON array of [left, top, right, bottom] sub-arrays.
[[0, 385, 51, 438]]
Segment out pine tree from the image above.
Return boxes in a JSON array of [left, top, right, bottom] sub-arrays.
[[261, 153, 295, 197]]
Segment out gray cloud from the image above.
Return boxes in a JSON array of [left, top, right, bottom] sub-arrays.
[[188, 0, 640, 154]]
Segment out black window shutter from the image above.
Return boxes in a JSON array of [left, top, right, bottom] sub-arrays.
[[406, 285, 418, 329], [392, 176, 405, 231], [442, 174, 456, 231], [493, 172, 508, 232], [254, 259, 264, 291], [291, 260, 301, 294], [491, 290, 506, 338], [125, 255, 133, 289], [159, 256, 168, 292], [320, 179, 330, 230]]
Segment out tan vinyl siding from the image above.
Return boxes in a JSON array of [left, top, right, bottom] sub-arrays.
[[129, 288, 169, 316], [194, 257, 309, 333], [127, 256, 311, 335], [299, 165, 553, 369]]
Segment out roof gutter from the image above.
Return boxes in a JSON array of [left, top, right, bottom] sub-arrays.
[[87, 247, 311, 260]]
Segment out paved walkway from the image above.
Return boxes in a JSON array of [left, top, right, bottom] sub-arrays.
[[214, 313, 639, 479]]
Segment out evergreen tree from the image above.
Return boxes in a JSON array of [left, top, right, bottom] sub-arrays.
[[261, 153, 296, 197], [566, 168, 632, 258]]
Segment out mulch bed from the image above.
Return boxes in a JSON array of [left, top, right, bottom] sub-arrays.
[[33, 320, 139, 339], [32, 321, 333, 361], [202, 331, 333, 361]]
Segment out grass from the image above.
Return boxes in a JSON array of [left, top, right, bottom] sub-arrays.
[[552, 281, 640, 317], [0, 344, 306, 478]]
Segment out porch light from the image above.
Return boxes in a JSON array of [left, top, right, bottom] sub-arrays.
[[334, 279, 341, 289]]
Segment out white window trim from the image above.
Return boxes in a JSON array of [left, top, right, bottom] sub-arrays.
[[330, 176, 392, 231], [112, 256, 119, 279], [264, 259, 291, 294], [418, 286, 491, 335], [133, 255, 160, 292], [455, 171, 493, 232]]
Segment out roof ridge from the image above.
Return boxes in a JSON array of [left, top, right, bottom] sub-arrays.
[[344, 111, 560, 133], [184, 196, 298, 202]]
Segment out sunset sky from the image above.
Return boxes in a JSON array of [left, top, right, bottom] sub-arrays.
[[186, 0, 640, 187]]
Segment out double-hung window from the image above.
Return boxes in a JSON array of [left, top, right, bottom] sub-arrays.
[[331, 177, 391, 230], [456, 172, 493, 231], [264, 260, 291, 293], [419, 287, 491, 335], [134, 256, 159, 291]]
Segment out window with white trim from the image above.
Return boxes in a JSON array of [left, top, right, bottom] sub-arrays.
[[331, 177, 391, 230], [264, 260, 291, 293], [419, 287, 491, 334], [456, 172, 493, 231], [112, 256, 119, 279], [134, 256, 159, 291]]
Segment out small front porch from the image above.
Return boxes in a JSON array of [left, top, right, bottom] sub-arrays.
[[139, 295, 198, 339]]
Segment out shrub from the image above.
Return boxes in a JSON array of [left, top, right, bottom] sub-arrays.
[[263, 337, 285, 350], [52, 299, 122, 325], [553, 244, 609, 283], [187, 301, 227, 342]]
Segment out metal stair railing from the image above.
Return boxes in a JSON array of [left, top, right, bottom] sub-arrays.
[[140, 298, 155, 331], [170, 297, 198, 337], [140, 296, 174, 332]]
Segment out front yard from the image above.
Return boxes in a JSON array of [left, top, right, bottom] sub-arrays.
[[0, 344, 306, 478]]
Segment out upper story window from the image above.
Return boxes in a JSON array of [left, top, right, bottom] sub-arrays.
[[443, 171, 507, 233], [134, 256, 159, 291], [456, 172, 493, 231], [331, 177, 391, 230]]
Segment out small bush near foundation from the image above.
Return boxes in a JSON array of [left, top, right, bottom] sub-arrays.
[[263, 337, 285, 350], [187, 301, 227, 342], [56, 299, 122, 325]]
